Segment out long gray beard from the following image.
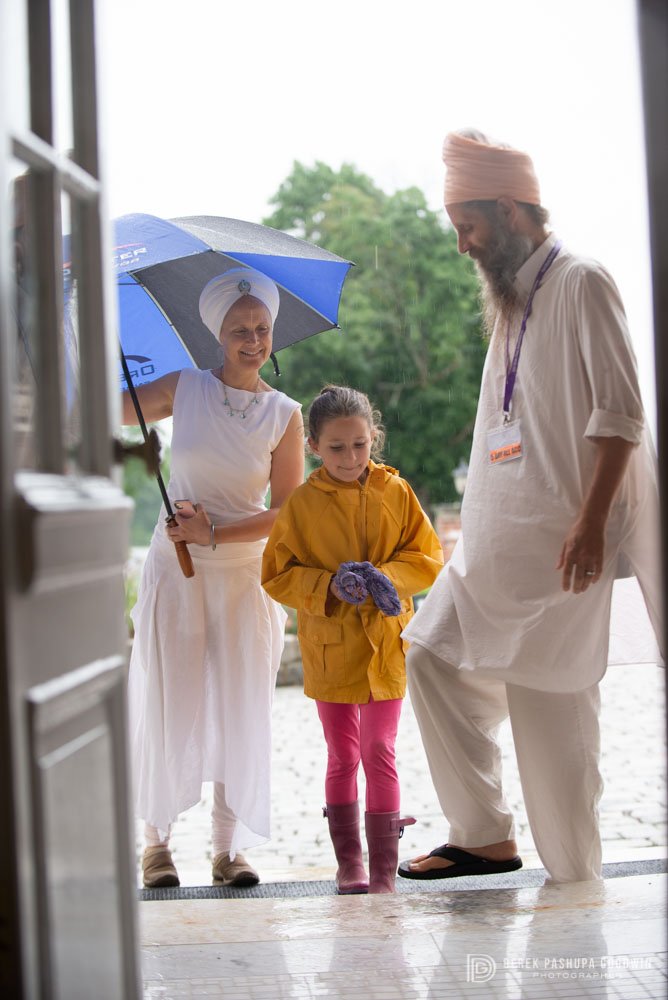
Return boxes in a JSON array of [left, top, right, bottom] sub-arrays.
[[475, 230, 535, 337]]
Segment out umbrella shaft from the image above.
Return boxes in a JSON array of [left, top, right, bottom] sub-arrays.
[[120, 350, 173, 516]]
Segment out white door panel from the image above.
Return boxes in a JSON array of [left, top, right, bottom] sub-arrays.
[[1, 1, 141, 996]]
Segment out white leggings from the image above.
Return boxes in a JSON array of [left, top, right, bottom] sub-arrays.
[[406, 643, 603, 883], [144, 782, 238, 856]]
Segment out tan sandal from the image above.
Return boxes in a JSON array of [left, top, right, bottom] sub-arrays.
[[212, 851, 259, 887], [142, 846, 180, 888]]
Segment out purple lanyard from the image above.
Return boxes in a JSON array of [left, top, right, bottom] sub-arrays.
[[503, 239, 562, 422]]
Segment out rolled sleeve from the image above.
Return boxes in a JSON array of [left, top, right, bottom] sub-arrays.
[[584, 408, 644, 445], [262, 501, 333, 616], [303, 570, 333, 616], [576, 264, 645, 447]]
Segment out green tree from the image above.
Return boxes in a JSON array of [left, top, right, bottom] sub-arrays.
[[264, 162, 485, 504], [121, 426, 171, 546]]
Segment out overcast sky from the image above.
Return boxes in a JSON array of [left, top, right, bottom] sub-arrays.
[[99, 0, 656, 426]]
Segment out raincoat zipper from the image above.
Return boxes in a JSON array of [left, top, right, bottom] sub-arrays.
[[359, 473, 370, 561]]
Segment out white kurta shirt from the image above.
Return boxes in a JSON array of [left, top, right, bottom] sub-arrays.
[[403, 233, 662, 693]]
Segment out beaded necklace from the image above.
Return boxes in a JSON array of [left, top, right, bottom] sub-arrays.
[[219, 369, 261, 419]]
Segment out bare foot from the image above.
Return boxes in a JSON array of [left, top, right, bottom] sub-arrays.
[[407, 839, 518, 874]]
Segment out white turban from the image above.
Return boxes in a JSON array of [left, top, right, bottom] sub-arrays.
[[198, 266, 281, 337]]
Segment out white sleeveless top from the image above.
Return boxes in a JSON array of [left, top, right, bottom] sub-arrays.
[[165, 367, 299, 525]]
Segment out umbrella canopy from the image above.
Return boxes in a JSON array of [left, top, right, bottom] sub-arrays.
[[113, 213, 353, 388]]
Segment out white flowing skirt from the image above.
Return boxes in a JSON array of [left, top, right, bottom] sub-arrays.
[[128, 527, 286, 852]]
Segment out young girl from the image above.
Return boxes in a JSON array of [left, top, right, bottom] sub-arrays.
[[262, 385, 443, 893]]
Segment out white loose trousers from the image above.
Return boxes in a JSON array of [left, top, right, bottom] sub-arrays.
[[406, 644, 603, 883]]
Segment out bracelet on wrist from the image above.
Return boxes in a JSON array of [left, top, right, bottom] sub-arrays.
[[210, 522, 217, 550]]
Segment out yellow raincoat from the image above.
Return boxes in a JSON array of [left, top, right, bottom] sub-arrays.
[[261, 461, 444, 703]]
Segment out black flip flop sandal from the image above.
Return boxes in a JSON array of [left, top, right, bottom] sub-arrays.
[[397, 843, 522, 880]]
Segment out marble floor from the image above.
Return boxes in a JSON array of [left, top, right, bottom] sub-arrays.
[[140, 873, 666, 999], [137, 663, 666, 997]]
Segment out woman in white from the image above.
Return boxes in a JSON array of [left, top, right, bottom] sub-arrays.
[[123, 267, 304, 888]]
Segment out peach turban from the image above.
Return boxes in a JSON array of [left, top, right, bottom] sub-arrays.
[[442, 132, 541, 207], [199, 267, 280, 337]]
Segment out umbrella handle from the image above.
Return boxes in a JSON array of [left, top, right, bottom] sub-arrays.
[[165, 516, 195, 578], [175, 541, 195, 578]]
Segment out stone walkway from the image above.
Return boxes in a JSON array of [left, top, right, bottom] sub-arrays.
[[136, 661, 667, 886]]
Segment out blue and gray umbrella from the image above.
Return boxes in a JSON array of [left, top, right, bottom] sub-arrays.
[[114, 212, 353, 388], [111, 212, 353, 576]]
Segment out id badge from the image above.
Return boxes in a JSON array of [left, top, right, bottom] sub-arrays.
[[487, 419, 523, 465]]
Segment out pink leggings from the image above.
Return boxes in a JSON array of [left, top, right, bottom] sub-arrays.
[[316, 698, 403, 812]]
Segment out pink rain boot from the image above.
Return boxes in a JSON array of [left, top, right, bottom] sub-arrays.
[[365, 811, 416, 893], [324, 802, 369, 894]]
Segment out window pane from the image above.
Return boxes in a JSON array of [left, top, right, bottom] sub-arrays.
[[10, 161, 39, 470], [4, 1, 30, 133], [52, 0, 74, 155], [9, 168, 85, 474], [61, 191, 83, 473]]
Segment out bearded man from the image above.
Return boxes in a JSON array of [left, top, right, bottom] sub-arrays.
[[399, 129, 662, 884]]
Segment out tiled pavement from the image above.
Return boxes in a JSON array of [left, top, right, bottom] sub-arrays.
[[136, 661, 667, 887]]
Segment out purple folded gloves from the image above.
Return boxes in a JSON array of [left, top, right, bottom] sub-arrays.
[[332, 566, 368, 605], [333, 561, 402, 617]]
